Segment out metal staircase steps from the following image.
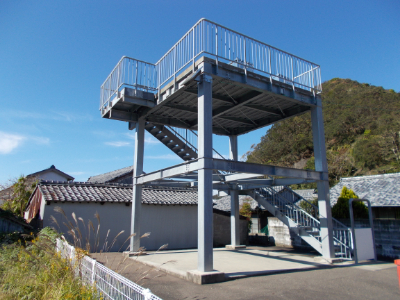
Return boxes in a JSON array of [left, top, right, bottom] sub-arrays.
[[145, 123, 197, 161]]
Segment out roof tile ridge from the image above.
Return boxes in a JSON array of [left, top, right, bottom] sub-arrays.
[[341, 173, 400, 181]]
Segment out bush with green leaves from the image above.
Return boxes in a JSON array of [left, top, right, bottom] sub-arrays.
[[331, 186, 369, 219]]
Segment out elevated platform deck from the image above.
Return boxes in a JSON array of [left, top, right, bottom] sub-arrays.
[[102, 56, 318, 136], [100, 19, 321, 136]]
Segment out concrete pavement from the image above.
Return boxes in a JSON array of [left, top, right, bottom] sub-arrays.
[[91, 247, 399, 299]]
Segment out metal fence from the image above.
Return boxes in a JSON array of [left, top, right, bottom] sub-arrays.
[[100, 19, 322, 110], [56, 239, 162, 300]]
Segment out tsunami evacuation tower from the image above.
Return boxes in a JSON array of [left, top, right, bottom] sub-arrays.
[[99, 19, 350, 281]]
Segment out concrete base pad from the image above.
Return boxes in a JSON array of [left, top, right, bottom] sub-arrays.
[[225, 245, 247, 250], [313, 256, 344, 264], [123, 251, 148, 257], [132, 247, 355, 285], [187, 270, 225, 284]]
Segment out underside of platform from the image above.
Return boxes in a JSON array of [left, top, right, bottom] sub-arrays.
[[102, 57, 317, 136]]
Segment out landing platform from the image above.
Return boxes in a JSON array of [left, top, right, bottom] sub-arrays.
[[132, 247, 355, 284]]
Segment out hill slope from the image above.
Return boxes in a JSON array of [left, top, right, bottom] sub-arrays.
[[244, 78, 400, 186]]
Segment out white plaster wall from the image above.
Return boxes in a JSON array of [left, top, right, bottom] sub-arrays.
[[40, 171, 70, 182], [42, 202, 198, 251]]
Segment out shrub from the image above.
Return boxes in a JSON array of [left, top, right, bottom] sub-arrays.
[[331, 186, 369, 219]]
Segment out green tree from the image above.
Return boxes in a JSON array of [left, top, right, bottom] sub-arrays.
[[244, 78, 400, 184], [2, 176, 37, 217], [331, 186, 369, 219], [239, 197, 253, 232]]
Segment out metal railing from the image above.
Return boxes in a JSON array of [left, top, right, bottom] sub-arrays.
[[257, 186, 353, 259], [56, 239, 162, 300], [166, 126, 226, 160], [100, 57, 157, 110], [100, 19, 322, 110], [156, 19, 322, 93], [261, 186, 321, 230]]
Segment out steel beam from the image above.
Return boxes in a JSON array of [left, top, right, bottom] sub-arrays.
[[213, 159, 325, 180], [311, 97, 335, 259], [130, 119, 145, 252], [197, 71, 214, 272], [136, 162, 200, 184], [208, 60, 317, 107], [109, 109, 138, 122]]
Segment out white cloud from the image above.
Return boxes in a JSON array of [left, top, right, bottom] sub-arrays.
[[0, 132, 25, 154], [105, 141, 131, 147], [145, 136, 160, 145], [0, 109, 92, 122], [126, 133, 160, 145], [0, 131, 51, 154], [145, 154, 181, 160], [30, 136, 50, 145]]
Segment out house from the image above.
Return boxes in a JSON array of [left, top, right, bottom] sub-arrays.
[[329, 173, 400, 220], [24, 180, 248, 251], [0, 165, 74, 205]]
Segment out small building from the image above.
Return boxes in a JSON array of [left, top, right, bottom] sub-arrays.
[[24, 181, 248, 251], [0, 208, 32, 234], [329, 173, 400, 219], [0, 165, 74, 205]]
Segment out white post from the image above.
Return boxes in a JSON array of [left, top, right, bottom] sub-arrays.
[[197, 72, 214, 272], [229, 135, 241, 248], [130, 119, 145, 252], [91, 259, 96, 284], [311, 97, 335, 259]]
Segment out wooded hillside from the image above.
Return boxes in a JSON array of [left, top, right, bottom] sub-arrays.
[[244, 78, 400, 186]]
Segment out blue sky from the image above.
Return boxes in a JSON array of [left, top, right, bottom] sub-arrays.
[[0, 0, 399, 183]]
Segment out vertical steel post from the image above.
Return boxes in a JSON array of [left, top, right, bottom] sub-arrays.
[[229, 135, 240, 247], [311, 97, 335, 259], [130, 119, 145, 252], [197, 71, 213, 272]]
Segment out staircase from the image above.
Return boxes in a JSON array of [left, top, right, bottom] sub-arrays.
[[146, 124, 353, 259], [145, 123, 198, 161], [246, 186, 353, 258]]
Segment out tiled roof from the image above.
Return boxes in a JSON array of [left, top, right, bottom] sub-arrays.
[[87, 166, 134, 183], [36, 181, 198, 205], [213, 195, 261, 212], [293, 189, 317, 201], [329, 173, 400, 207]]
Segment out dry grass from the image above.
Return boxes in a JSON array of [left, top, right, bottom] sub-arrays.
[[0, 228, 98, 299]]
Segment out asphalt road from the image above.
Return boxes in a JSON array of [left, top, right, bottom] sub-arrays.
[[92, 252, 399, 300]]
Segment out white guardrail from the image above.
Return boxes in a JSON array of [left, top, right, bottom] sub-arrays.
[[100, 19, 322, 110], [56, 239, 162, 300]]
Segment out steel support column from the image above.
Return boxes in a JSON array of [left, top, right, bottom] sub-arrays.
[[311, 97, 335, 258], [130, 118, 145, 252], [229, 135, 240, 246], [197, 73, 214, 272]]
